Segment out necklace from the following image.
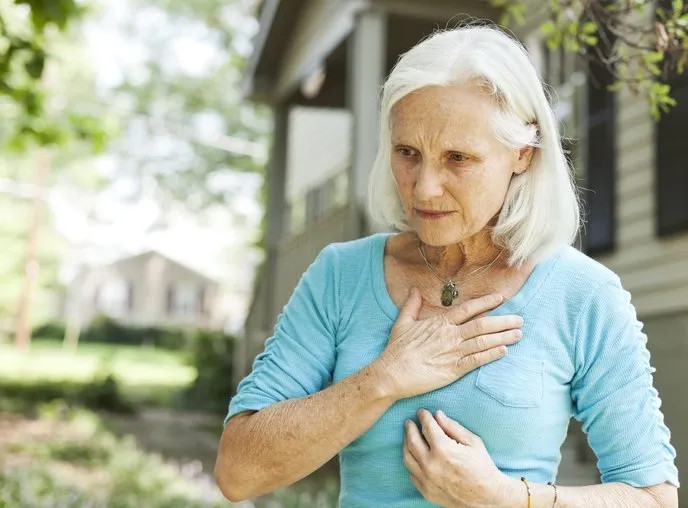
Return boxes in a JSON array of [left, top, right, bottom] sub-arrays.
[[417, 240, 505, 306]]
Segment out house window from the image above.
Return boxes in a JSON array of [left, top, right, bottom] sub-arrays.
[[539, 39, 590, 251], [583, 56, 616, 254], [303, 171, 348, 225], [332, 170, 348, 207], [166, 283, 199, 317], [306, 184, 326, 223], [578, 19, 617, 255], [197, 286, 207, 316], [101, 279, 130, 316], [286, 196, 306, 236], [655, 0, 688, 236]]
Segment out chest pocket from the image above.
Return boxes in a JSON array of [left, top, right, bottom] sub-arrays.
[[475, 354, 544, 408]]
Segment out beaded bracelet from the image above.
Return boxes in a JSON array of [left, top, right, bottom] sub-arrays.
[[520, 477, 531, 508], [547, 481, 558, 507]]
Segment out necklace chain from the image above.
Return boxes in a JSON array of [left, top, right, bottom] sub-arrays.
[[417, 240, 504, 293]]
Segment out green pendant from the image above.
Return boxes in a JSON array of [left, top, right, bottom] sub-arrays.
[[441, 282, 459, 306]]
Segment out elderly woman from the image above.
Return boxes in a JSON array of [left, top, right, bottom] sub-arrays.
[[215, 24, 680, 507]]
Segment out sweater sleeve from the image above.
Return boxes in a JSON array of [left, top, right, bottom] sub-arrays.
[[570, 277, 680, 488], [223, 244, 339, 426]]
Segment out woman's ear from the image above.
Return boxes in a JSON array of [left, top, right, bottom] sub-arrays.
[[513, 145, 534, 175]]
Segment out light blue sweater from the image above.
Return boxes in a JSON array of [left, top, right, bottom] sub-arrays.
[[225, 232, 680, 507]]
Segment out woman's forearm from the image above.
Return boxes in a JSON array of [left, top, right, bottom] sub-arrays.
[[499, 476, 677, 507], [214, 360, 396, 501]]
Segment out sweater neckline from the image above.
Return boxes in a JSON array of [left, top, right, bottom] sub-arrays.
[[370, 232, 564, 322]]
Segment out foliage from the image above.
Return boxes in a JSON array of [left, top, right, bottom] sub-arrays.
[[0, 402, 229, 507], [80, 315, 191, 350], [0, 338, 195, 408], [0, 346, 341, 506], [495, 0, 688, 119], [0, 4, 118, 345], [0, 401, 341, 507], [0, 375, 135, 414], [101, 0, 270, 213], [0, 0, 112, 150], [185, 329, 236, 413], [31, 319, 66, 339], [20, 320, 240, 414], [34, 316, 233, 352]]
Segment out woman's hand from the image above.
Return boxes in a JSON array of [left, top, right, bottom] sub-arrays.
[[403, 408, 512, 508], [373, 288, 523, 400]]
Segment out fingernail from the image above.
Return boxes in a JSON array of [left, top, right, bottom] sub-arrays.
[[437, 410, 445, 418]]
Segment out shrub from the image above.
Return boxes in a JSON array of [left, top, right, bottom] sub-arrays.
[[80, 374, 134, 413], [35, 316, 192, 350], [185, 330, 236, 413], [0, 376, 134, 415], [32, 321, 66, 341], [0, 403, 228, 507]]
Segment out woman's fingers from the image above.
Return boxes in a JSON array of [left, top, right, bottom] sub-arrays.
[[458, 314, 524, 340], [459, 328, 522, 356], [435, 410, 478, 447], [409, 471, 425, 493], [443, 293, 503, 324], [416, 409, 451, 451], [396, 287, 422, 327], [458, 346, 508, 372], [403, 438, 424, 478], [404, 418, 430, 463]]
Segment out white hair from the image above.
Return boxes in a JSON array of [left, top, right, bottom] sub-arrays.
[[367, 22, 582, 268]]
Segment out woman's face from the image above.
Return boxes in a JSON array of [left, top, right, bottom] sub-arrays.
[[390, 82, 533, 247]]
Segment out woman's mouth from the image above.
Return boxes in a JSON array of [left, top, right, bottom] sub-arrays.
[[415, 208, 454, 220]]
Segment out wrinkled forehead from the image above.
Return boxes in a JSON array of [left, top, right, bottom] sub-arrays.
[[389, 83, 499, 148]]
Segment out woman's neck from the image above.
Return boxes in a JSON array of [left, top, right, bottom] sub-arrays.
[[411, 230, 506, 279]]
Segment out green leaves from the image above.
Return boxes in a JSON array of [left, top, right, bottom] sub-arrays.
[[501, 0, 688, 121], [0, 0, 101, 151], [25, 49, 45, 79], [649, 81, 677, 120], [673, 0, 685, 17], [14, 0, 84, 32]]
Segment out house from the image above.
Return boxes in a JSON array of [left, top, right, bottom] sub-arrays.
[[65, 250, 220, 330], [237, 0, 687, 495]]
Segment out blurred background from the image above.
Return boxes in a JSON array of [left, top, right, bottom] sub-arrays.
[[0, 0, 685, 506]]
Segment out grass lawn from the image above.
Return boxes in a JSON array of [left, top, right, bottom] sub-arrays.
[[0, 339, 196, 407], [0, 339, 341, 507]]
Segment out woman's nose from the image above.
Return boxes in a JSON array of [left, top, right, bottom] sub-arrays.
[[413, 162, 445, 200]]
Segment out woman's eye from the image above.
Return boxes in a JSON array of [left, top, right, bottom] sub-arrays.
[[396, 147, 416, 157], [449, 152, 467, 162]]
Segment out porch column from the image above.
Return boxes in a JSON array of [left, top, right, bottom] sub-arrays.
[[266, 103, 289, 250], [234, 103, 289, 386], [347, 9, 387, 237]]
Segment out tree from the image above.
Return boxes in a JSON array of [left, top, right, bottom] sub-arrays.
[[0, 1, 116, 349], [101, 0, 270, 215], [0, 0, 101, 146], [496, 0, 688, 119]]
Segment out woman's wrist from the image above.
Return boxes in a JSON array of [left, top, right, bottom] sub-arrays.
[[495, 474, 557, 508], [493, 474, 524, 507], [364, 357, 401, 404]]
